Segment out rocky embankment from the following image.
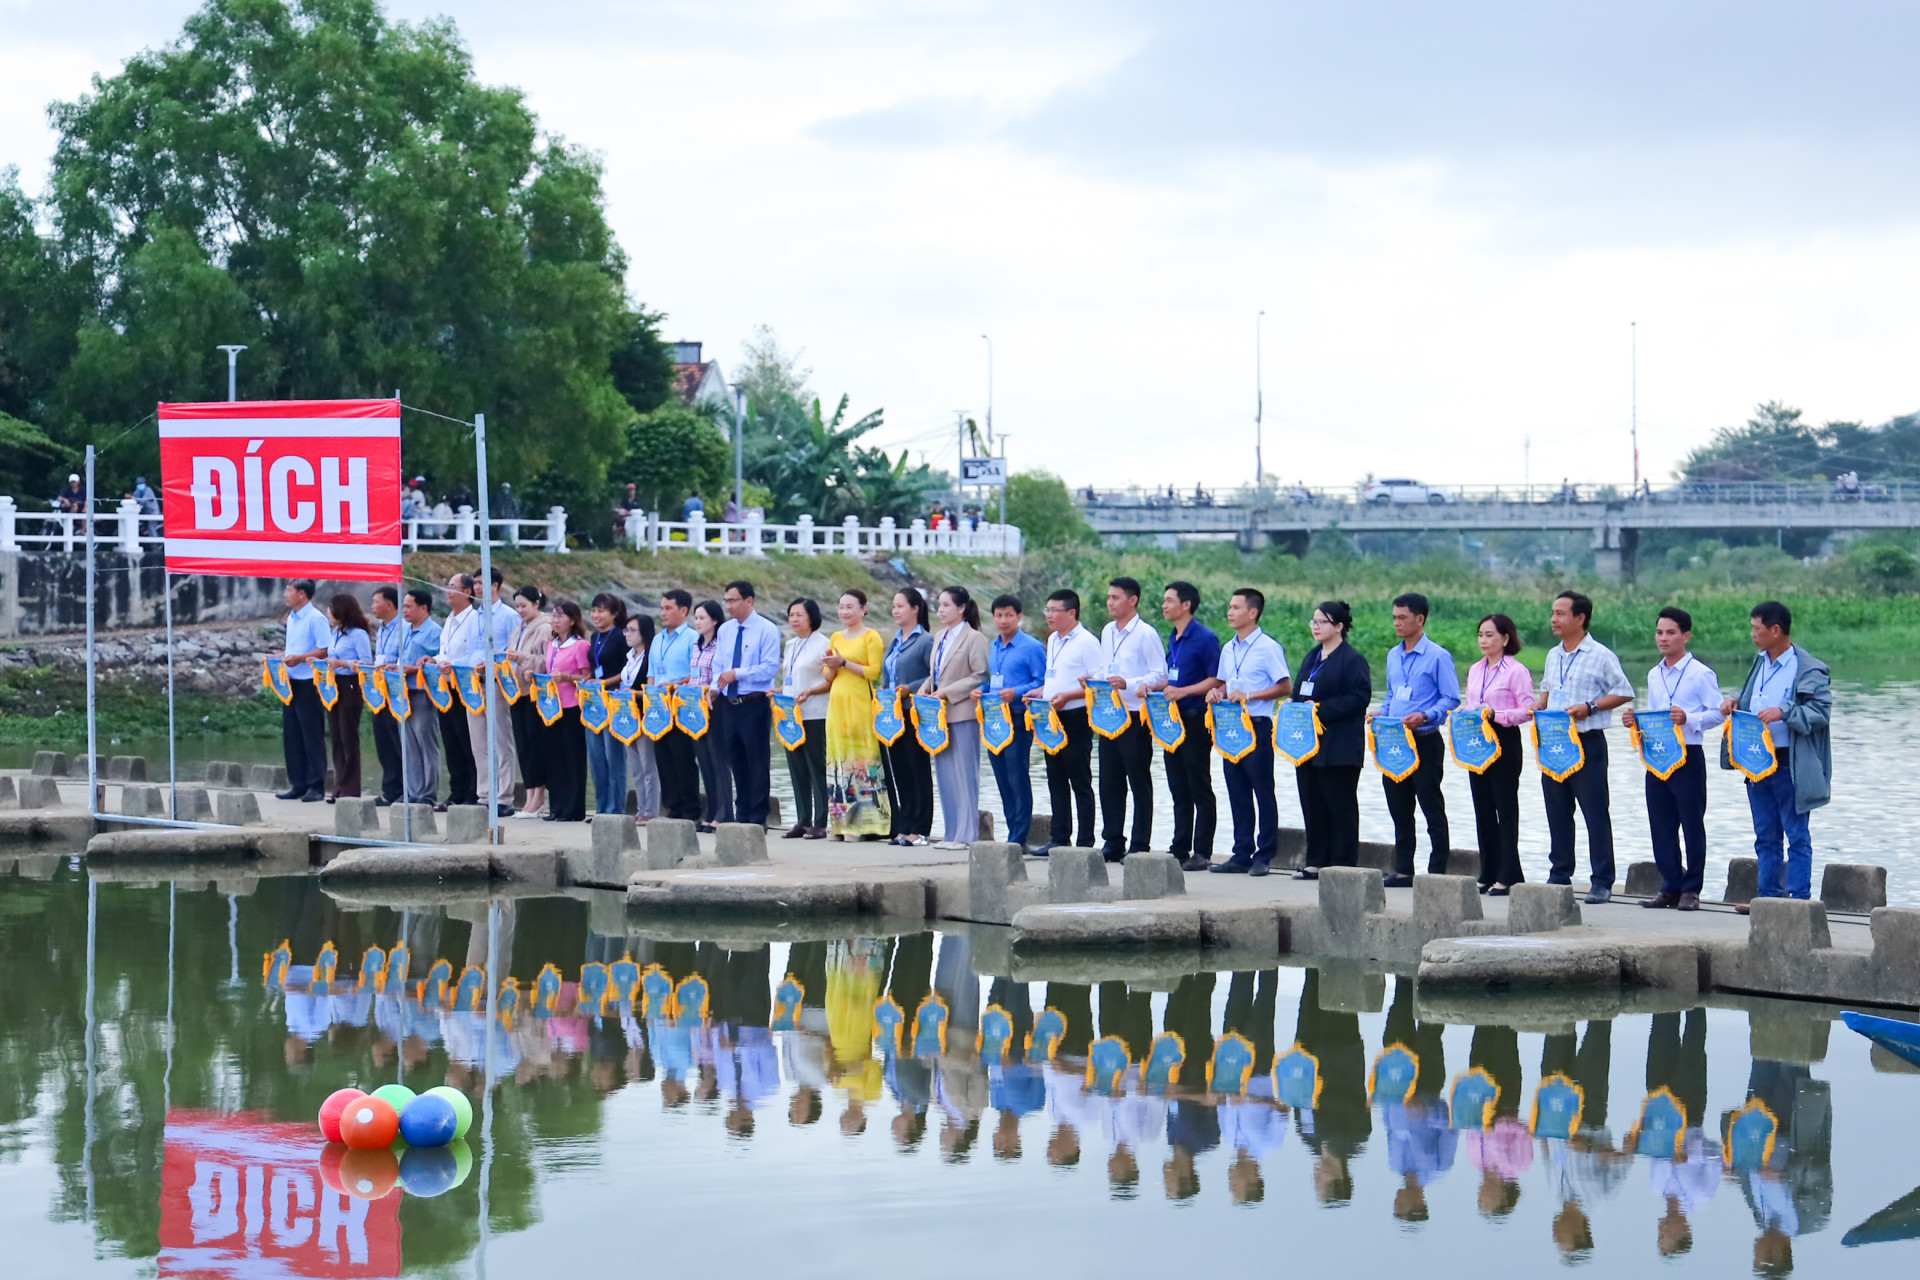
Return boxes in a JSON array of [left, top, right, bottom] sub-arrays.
[[8, 620, 286, 698]]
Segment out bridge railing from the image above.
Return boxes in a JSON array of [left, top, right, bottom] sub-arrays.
[[624, 510, 1023, 558], [1082, 479, 1920, 510]]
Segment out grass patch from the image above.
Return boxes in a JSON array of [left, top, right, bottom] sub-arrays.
[[0, 665, 285, 746]]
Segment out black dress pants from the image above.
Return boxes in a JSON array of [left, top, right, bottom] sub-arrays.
[[545, 706, 587, 821], [1298, 763, 1361, 867], [1221, 734, 1279, 865], [1543, 730, 1615, 889], [720, 692, 773, 825], [655, 725, 702, 821], [282, 678, 326, 794], [372, 696, 404, 802], [882, 729, 934, 838], [1470, 723, 1524, 887], [439, 702, 477, 805], [1043, 706, 1096, 847], [1163, 705, 1217, 860], [785, 729, 828, 829], [696, 707, 732, 824], [327, 677, 364, 798], [1646, 744, 1708, 896], [510, 697, 548, 790], [1097, 721, 1154, 855], [1385, 730, 1450, 875]]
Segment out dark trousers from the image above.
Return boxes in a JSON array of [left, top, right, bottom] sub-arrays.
[[439, 702, 477, 806], [1385, 730, 1450, 875], [1299, 763, 1362, 867], [327, 677, 364, 798], [510, 697, 548, 790], [1098, 722, 1153, 854], [372, 698, 404, 803], [784, 728, 828, 828], [1164, 705, 1217, 859], [1470, 723, 1524, 887], [1543, 730, 1615, 889], [696, 711, 732, 824], [1646, 744, 1708, 896], [656, 725, 701, 821], [1043, 706, 1096, 847], [882, 729, 934, 838], [987, 722, 1034, 845], [546, 707, 587, 821], [720, 692, 773, 825], [282, 678, 326, 793], [1221, 734, 1279, 865]]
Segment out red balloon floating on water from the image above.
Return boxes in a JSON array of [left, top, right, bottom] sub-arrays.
[[338, 1095, 400, 1150], [318, 1088, 367, 1143]]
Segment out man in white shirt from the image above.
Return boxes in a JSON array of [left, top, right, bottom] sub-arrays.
[[1621, 607, 1724, 911], [1036, 588, 1102, 853], [1206, 588, 1291, 874], [278, 579, 332, 801], [465, 566, 521, 817], [1532, 591, 1636, 904], [1097, 577, 1169, 860], [427, 574, 482, 809]]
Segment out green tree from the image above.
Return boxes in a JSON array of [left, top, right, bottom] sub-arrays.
[[0, 411, 77, 500], [1004, 470, 1093, 548], [623, 404, 730, 516]]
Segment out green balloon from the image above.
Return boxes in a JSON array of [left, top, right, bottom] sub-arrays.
[[371, 1084, 416, 1113], [426, 1085, 474, 1139], [447, 1137, 474, 1188]]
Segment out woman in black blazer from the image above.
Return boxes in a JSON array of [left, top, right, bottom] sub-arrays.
[[1290, 600, 1372, 876]]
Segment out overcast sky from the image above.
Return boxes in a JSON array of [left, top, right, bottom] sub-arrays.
[[5, 0, 1919, 492]]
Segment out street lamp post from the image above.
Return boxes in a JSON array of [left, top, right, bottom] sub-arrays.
[[216, 345, 247, 402], [733, 387, 746, 514], [1254, 311, 1265, 491]]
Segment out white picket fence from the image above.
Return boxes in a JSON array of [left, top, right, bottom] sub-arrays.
[[0, 496, 570, 555], [623, 509, 1023, 557]]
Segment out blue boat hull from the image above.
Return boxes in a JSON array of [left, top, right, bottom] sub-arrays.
[[1842, 1011, 1920, 1068]]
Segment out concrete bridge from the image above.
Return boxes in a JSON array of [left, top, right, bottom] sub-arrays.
[[1081, 480, 1920, 577]]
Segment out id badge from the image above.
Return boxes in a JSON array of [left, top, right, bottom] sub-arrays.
[[1168, 665, 1180, 683], [1106, 661, 1119, 679], [1547, 688, 1572, 710], [989, 672, 1004, 692], [1298, 680, 1315, 697]]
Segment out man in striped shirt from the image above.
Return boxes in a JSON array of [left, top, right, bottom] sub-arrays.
[[1532, 591, 1635, 905]]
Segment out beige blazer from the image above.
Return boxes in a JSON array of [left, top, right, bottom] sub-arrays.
[[923, 624, 989, 705]]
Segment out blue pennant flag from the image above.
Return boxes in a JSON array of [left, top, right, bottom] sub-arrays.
[[609, 689, 644, 744], [1369, 715, 1420, 782], [1448, 706, 1503, 775], [871, 687, 908, 746], [979, 1006, 1015, 1064], [1273, 700, 1321, 766], [1028, 696, 1068, 754], [1087, 1037, 1132, 1095], [1208, 1033, 1256, 1095], [1632, 710, 1688, 780], [979, 695, 1016, 754], [912, 693, 949, 754], [530, 673, 562, 726], [1208, 699, 1258, 762], [773, 693, 807, 750], [1532, 709, 1585, 781], [1144, 690, 1185, 751], [1275, 1044, 1322, 1110], [1084, 678, 1133, 740], [452, 663, 486, 713], [641, 684, 676, 740], [1726, 710, 1780, 782], [358, 663, 387, 714]]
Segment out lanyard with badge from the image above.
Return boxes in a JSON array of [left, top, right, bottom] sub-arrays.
[[1230, 633, 1265, 697], [1106, 618, 1135, 679], [1547, 644, 1581, 711], [1297, 642, 1326, 699], [1476, 657, 1507, 707], [1656, 655, 1692, 709]]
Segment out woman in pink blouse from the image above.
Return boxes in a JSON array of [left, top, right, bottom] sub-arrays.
[[1460, 613, 1534, 894], [544, 599, 592, 822]]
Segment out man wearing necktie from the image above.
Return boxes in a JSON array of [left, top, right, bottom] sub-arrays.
[[710, 580, 783, 825]]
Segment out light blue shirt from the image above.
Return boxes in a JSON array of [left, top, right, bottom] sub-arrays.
[[1384, 634, 1462, 733], [401, 617, 443, 667], [484, 598, 517, 653], [1748, 647, 1799, 747], [649, 623, 696, 684], [1220, 629, 1290, 718], [374, 615, 405, 664], [328, 625, 373, 666], [282, 602, 330, 680], [711, 610, 783, 695]]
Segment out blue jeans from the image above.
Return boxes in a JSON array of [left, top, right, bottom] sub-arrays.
[[1747, 767, 1812, 899], [586, 724, 627, 814], [988, 722, 1034, 845]]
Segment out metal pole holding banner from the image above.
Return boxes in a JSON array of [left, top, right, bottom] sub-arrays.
[[164, 574, 177, 818], [85, 445, 98, 817], [476, 412, 500, 845]]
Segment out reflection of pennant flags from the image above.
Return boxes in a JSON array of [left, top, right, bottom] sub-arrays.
[[1207, 700, 1258, 763], [1026, 1007, 1067, 1062], [1370, 1043, 1420, 1105], [979, 695, 1016, 754], [1144, 690, 1186, 752], [313, 941, 338, 986], [1725, 1099, 1779, 1170], [1725, 710, 1780, 782], [453, 964, 488, 1011], [1449, 1068, 1500, 1131], [313, 665, 340, 710], [1631, 712, 1688, 780], [1274, 1043, 1323, 1110], [640, 685, 676, 740], [420, 664, 453, 713], [1027, 696, 1067, 755], [387, 943, 410, 991], [419, 958, 453, 1007], [978, 1005, 1015, 1064], [1083, 679, 1132, 739], [871, 687, 908, 746], [262, 940, 292, 987], [382, 667, 411, 719], [912, 694, 949, 755], [1448, 706, 1503, 775], [578, 962, 610, 1014], [673, 683, 709, 738], [262, 656, 293, 704], [530, 673, 563, 726], [772, 975, 806, 1031], [1627, 1087, 1688, 1158], [1272, 700, 1322, 766], [1531, 1073, 1585, 1139], [1207, 1032, 1256, 1095], [674, 974, 709, 1027], [609, 689, 644, 745], [356, 946, 387, 992], [772, 693, 807, 750], [579, 679, 611, 733], [452, 663, 486, 713], [1087, 1036, 1132, 1095], [492, 652, 523, 703], [1532, 709, 1586, 781], [609, 954, 640, 1006], [640, 965, 675, 1018], [358, 663, 387, 714], [1144, 1032, 1186, 1090], [873, 996, 905, 1055], [912, 994, 949, 1057], [1369, 716, 1421, 781], [534, 963, 564, 1015]]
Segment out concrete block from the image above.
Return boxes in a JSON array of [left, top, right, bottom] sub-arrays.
[[205, 761, 244, 787], [491, 849, 561, 888], [857, 878, 931, 918], [443, 804, 490, 844], [1268, 827, 1309, 869], [213, 789, 261, 825], [171, 785, 213, 821], [1419, 936, 1623, 990], [714, 822, 769, 865], [16, 776, 62, 809], [643, 818, 700, 870], [118, 784, 164, 817], [387, 803, 437, 840], [1872, 1044, 1920, 1075], [320, 848, 492, 886], [1820, 863, 1887, 913], [574, 814, 642, 887], [1441, 848, 1482, 880], [30, 751, 69, 777], [1122, 851, 1187, 900], [970, 840, 1030, 923], [1047, 847, 1109, 903], [765, 795, 782, 828], [1356, 840, 1396, 873], [1749, 897, 1831, 957], [583, 887, 629, 938], [1315, 960, 1386, 1013], [1872, 908, 1920, 1005], [0, 777, 15, 807], [977, 810, 995, 842], [1010, 902, 1203, 950], [1197, 905, 1283, 951], [1509, 882, 1582, 934], [1413, 874, 1484, 930], [1026, 813, 1051, 848], [334, 797, 380, 838], [247, 763, 290, 792], [1624, 860, 1663, 896], [15, 854, 61, 878], [107, 755, 148, 782], [1748, 1004, 1830, 1066], [1723, 856, 1758, 904], [1318, 866, 1385, 937]]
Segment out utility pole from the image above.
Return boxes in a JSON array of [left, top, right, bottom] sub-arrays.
[[216, 345, 247, 401], [1630, 321, 1640, 493], [955, 410, 967, 509], [981, 334, 994, 449], [997, 433, 1009, 527], [1254, 311, 1265, 491]]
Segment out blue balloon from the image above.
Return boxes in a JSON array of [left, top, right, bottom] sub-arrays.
[[398, 1144, 460, 1197], [397, 1094, 459, 1149]]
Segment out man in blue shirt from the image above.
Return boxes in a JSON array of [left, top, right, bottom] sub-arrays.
[[279, 579, 332, 802], [395, 587, 444, 805], [710, 580, 783, 825], [1161, 581, 1222, 870], [369, 585, 406, 805], [1381, 593, 1461, 886], [651, 588, 702, 821], [975, 594, 1046, 845]]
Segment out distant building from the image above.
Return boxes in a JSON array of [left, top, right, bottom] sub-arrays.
[[670, 342, 731, 413]]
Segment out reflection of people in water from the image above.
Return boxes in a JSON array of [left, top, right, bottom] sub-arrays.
[[1466, 1024, 1530, 1217], [1293, 969, 1370, 1205], [1380, 976, 1454, 1222], [1729, 1055, 1833, 1275], [824, 939, 886, 1131], [1539, 1019, 1630, 1256], [1644, 1009, 1718, 1256]]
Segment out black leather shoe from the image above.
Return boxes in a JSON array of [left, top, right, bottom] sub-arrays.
[[433, 803, 449, 813], [1640, 892, 1679, 909], [497, 805, 515, 818], [274, 787, 301, 800], [1249, 862, 1270, 878], [1181, 855, 1212, 872], [1210, 860, 1251, 874], [1383, 873, 1414, 888], [300, 790, 325, 803], [374, 797, 393, 807]]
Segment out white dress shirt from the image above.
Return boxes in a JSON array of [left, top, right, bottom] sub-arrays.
[[1099, 614, 1169, 711], [782, 631, 832, 720], [1042, 624, 1103, 709], [1642, 654, 1725, 746], [1221, 629, 1291, 718], [438, 604, 484, 667]]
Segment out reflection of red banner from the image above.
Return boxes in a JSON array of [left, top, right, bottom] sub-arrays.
[[159, 1110, 400, 1278], [158, 399, 403, 581]]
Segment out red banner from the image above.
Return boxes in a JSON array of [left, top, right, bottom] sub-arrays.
[[158, 1110, 401, 1278], [159, 399, 403, 581]]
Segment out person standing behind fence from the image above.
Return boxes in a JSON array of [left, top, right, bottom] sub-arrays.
[[1206, 588, 1291, 875], [1533, 591, 1635, 905], [711, 580, 782, 827], [1622, 607, 1723, 912], [323, 593, 373, 801], [620, 613, 660, 822], [689, 600, 730, 829], [585, 593, 631, 815], [978, 594, 1046, 847], [544, 599, 591, 822], [650, 589, 703, 821], [1096, 576, 1167, 860], [1289, 601, 1370, 878], [1037, 589, 1101, 853], [1380, 592, 1461, 888], [278, 579, 331, 803], [782, 599, 832, 838], [368, 585, 406, 806], [1458, 614, 1533, 895], [507, 586, 552, 819], [881, 589, 935, 845], [395, 588, 443, 805], [921, 586, 990, 849], [1160, 581, 1222, 870]]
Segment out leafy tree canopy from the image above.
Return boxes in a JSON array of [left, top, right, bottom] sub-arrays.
[[1681, 400, 1920, 482], [623, 403, 730, 516], [1005, 470, 1094, 548]]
